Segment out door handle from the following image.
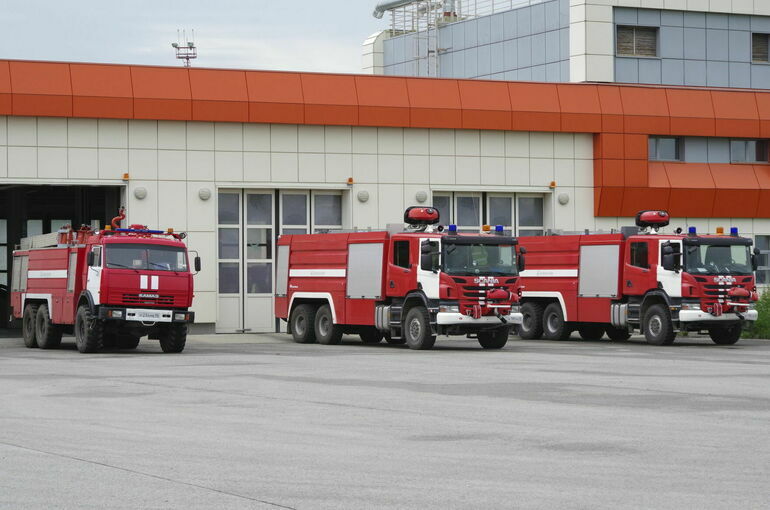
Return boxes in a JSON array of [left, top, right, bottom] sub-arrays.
[[403, 269, 410, 274], [389, 281, 395, 288], [626, 280, 633, 287]]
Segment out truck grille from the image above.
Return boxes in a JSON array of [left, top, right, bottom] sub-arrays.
[[122, 293, 175, 306]]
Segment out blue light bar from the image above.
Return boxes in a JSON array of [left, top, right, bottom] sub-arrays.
[[730, 227, 739, 236], [495, 225, 504, 232], [115, 228, 166, 235], [688, 226, 697, 235], [448, 224, 458, 232]]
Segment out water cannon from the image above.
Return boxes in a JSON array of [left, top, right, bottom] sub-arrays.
[[404, 206, 440, 226], [635, 210, 670, 231]]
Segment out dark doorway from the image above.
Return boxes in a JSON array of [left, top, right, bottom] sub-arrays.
[[0, 185, 122, 330]]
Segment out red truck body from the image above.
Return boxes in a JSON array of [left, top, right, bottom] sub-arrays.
[[516, 211, 759, 345], [275, 208, 525, 350], [11, 218, 198, 353]]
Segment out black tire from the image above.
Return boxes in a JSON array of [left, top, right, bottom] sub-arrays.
[[519, 302, 544, 340], [159, 323, 187, 353], [403, 306, 436, 350], [359, 327, 383, 344], [643, 304, 676, 345], [708, 324, 742, 345], [35, 304, 63, 349], [22, 304, 39, 348], [102, 333, 118, 350], [75, 305, 104, 353], [578, 324, 605, 341], [315, 305, 343, 345], [290, 304, 317, 344], [118, 334, 141, 350], [542, 302, 571, 340], [477, 326, 510, 349], [606, 326, 632, 341]]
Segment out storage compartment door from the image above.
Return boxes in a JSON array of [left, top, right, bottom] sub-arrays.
[[346, 243, 384, 299], [578, 245, 620, 298]]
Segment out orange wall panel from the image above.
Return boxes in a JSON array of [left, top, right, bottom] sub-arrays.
[[597, 187, 624, 216], [557, 84, 602, 132], [406, 78, 462, 129], [0, 61, 12, 114], [623, 134, 648, 160], [73, 96, 132, 119], [462, 109, 511, 130], [248, 102, 304, 124], [712, 189, 760, 217], [665, 88, 715, 136], [602, 159, 624, 186], [189, 69, 248, 101], [600, 133, 624, 159], [458, 80, 512, 130], [667, 189, 715, 217], [620, 187, 670, 216], [134, 98, 191, 121], [711, 90, 760, 138], [624, 160, 648, 187], [300, 74, 359, 126], [509, 82, 560, 131], [130, 66, 190, 100], [192, 100, 248, 122], [597, 85, 624, 133], [9, 61, 71, 96]]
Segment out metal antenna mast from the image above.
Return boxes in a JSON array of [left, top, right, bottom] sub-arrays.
[[171, 29, 197, 67]]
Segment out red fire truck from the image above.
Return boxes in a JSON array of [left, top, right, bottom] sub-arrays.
[[274, 207, 525, 350], [10, 209, 200, 353], [516, 211, 760, 346]]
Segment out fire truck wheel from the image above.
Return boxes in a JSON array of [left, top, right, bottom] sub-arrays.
[[159, 324, 187, 353], [35, 304, 63, 349], [315, 305, 343, 345], [577, 325, 605, 341], [518, 303, 544, 340], [477, 327, 510, 349], [290, 305, 318, 343], [75, 305, 104, 353], [643, 304, 676, 346], [542, 303, 571, 341], [606, 326, 632, 341], [707, 324, 742, 345], [359, 327, 383, 344], [403, 306, 436, 350], [23, 304, 39, 348]]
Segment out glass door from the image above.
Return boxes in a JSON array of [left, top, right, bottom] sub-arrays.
[[244, 192, 275, 332], [216, 191, 243, 333]]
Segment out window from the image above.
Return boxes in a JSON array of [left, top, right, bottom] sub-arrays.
[[106, 244, 187, 272], [753, 33, 769, 63], [756, 236, 770, 285], [313, 194, 343, 231], [0, 219, 6, 287], [517, 196, 544, 236], [434, 192, 545, 236], [393, 240, 410, 269], [730, 140, 769, 163], [649, 137, 681, 161], [456, 195, 482, 230], [617, 26, 658, 57], [630, 242, 649, 269], [433, 195, 451, 226], [92, 246, 102, 267], [218, 191, 241, 294]]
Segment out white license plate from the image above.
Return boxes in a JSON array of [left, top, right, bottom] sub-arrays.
[[126, 309, 173, 322]]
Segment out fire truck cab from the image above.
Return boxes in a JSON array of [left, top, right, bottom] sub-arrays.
[[517, 211, 760, 345], [275, 207, 525, 350], [10, 209, 200, 353]]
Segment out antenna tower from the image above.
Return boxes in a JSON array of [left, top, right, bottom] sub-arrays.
[[171, 29, 197, 67]]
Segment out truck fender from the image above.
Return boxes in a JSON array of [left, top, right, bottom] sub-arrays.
[[77, 290, 97, 314], [640, 290, 670, 317]]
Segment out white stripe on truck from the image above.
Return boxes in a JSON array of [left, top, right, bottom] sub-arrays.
[[28, 270, 68, 279], [519, 269, 578, 278], [289, 269, 346, 278]]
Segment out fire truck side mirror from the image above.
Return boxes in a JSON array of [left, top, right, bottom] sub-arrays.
[[752, 247, 760, 272], [517, 253, 526, 273], [661, 243, 681, 272], [87, 251, 95, 267], [420, 241, 439, 273], [194, 256, 202, 273]]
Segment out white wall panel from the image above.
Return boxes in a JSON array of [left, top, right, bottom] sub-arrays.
[[214, 123, 243, 151], [7, 146, 36, 178], [68, 118, 97, 147], [456, 131, 480, 156], [128, 120, 157, 149], [187, 122, 215, 150], [429, 129, 455, 155], [68, 148, 98, 179], [378, 128, 404, 154], [38, 147, 68, 179], [554, 133, 575, 159], [480, 157, 505, 185], [480, 131, 505, 157], [270, 124, 298, 152], [298, 153, 326, 182], [244, 152, 271, 181], [553, 187, 577, 231], [456, 156, 481, 184], [243, 124, 270, 151], [352, 154, 378, 183], [186, 181, 216, 232], [325, 153, 353, 183], [0, 116, 7, 145], [128, 149, 158, 180], [158, 150, 186, 181], [187, 151, 215, 181], [530, 158, 555, 186], [158, 180, 188, 231], [573, 186, 596, 231], [352, 183, 379, 228], [403, 128, 429, 155], [37, 118, 67, 147], [158, 121, 186, 149], [7, 117, 36, 146], [298, 126, 325, 153], [128, 181, 158, 227], [574, 158, 594, 187], [404, 155, 429, 184], [0, 147, 7, 177], [505, 132, 530, 157], [185, 231, 216, 291], [98, 148, 128, 181], [530, 132, 555, 158], [98, 119, 128, 148], [271, 153, 298, 182], [377, 154, 403, 183], [352, 127, 378, 154], [505, 157, 531, 185], [429, 155, 456, 184], [377, 184, 404, 225], [215, 151, 244, 182], [554, 159, 575, 187], [325, 126, 352, 153]]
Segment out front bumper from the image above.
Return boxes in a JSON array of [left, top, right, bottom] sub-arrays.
[[436, 312, 523, 326], [678, 309, 757, 323], [98, 307, 195, 323]]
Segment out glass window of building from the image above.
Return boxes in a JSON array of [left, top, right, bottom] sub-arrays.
[[649, 137, 681, 161], [730, 140, 769, 163], [517, 197, 544, 237], [756, 236, 770, 285], [617, 26, 658, 57], [753, 33, 769, 63]]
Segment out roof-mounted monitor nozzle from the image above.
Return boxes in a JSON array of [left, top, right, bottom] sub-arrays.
[[636, 210, 670, 232], [404, 206, 440, 232]]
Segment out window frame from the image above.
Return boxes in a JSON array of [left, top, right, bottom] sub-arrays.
[[311, 192, 344, 233], [630, 241, 650, 269], [649, 136, 683, 162], [393, 240, 411, 269], [730, 139, 770, 164], [616, 25, 659, 58], [756, 235, 770, 285], [516, 194, 545, 237], [752, 33, 770, 63]]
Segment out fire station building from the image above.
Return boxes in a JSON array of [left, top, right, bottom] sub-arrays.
[[2, 0, 770, 333]]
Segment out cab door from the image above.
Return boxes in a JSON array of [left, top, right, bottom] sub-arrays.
[[623, 240, 656, 296], [386, 237, 416, 297]]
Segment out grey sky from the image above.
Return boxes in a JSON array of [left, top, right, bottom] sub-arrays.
[[0, 0, 384, 73]]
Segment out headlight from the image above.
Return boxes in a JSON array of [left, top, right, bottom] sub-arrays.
[[109, 310, 123, 318], [680, 302, 701, 311], [174, 313, 187, 321], [439, 305, 459, 313]]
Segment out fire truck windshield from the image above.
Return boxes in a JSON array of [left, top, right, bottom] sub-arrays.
[[684, 244, 752, 276], [105, 244, 188, 272], [442, 243, 517, 276]]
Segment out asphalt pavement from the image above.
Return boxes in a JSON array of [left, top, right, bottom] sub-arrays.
[[1, 332, 769, 510]]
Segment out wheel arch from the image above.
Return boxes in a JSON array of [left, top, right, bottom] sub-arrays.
[[520, 292, 567, 321], [77, 291, 96, 314], [289, 293, 336, 321], [640, 290, 670, 319]]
